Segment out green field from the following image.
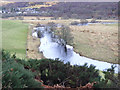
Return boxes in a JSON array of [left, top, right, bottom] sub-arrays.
[[2, 20, 29, 58]]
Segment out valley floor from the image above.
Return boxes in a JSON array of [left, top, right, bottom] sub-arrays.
[[23, 17, 118, 64], [2, 17, 118, 64]]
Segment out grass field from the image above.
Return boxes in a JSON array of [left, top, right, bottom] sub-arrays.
[[23, 18, 118, 64], [70, 24, 118, 64], [2, 20, 29, 58]]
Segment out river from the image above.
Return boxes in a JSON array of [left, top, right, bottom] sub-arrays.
[[32, 26, 119, 73]]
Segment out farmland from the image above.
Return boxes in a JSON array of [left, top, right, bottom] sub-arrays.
[[2, 20, 29, 58], [70, 23, 118, 64]]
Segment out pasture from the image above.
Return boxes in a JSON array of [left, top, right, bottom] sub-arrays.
[[70, 23, 118, 64], [2, 20, 29, 58]]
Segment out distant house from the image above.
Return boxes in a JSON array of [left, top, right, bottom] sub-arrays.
[[16, 12, 22, 14], [0, 10, 2, 14], [23, 12, 27, 14], [2, 10, 6, 13]]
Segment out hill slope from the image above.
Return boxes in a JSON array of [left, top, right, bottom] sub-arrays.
[[2, 2, 118, 19]]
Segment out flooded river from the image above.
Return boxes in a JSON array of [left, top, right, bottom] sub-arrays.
[[32, 26, 119, 73]]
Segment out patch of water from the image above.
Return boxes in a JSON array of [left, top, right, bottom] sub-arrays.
[[32, 32, 38, 37], [101, 22, 118, 24], [77, 22, 118, 26]]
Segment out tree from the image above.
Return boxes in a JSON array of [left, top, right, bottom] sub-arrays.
[[37, 30, 43, 38], [94, 65, 120, 88], [59, 25, 73, 45], [61, 15, 69, 20], [71, 14, 79, 19], [18, 16, 24, 20], [90, 19, 97, 23], [47, 22, 57, 32], [118, 1, 120, 18], [71, 21, 79, 25], [47, 24, 73, 53], [47, 22, 56, 27], [80, 19, 88, 25], [36, 16, 40, 20]]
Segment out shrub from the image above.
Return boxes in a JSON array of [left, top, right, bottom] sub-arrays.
[[70, 21, 79, 25], [36, 23, 44, 27], [37, 30, 43, 38], [18, 16, 24, 20], [94, 65, 120, 88], [2, 50, 118, 88], [2, 50, 42, 88], [47, 22, 56, 27], [61, 15, 69, 19], [80, 19, 88, 25], [36, 16, 40, 20], [90, 19, 97, 23], [21, 59, 100, 88], [10, 55, 100, 88]]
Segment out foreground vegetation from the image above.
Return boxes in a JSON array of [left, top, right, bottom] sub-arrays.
[[2, 50, 42, 88], [2, 50, 119, 89], [2, 20, 29, 58]]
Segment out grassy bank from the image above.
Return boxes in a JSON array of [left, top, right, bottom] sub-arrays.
[[70, 23, 118, 64], [26, 24, 44, 59], [2, 20, 29, 58]]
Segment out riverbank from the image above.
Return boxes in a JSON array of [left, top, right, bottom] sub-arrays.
[[26, 24, 45, 59]]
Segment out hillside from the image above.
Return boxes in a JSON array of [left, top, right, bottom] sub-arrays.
[[2, 2, 118, 19], [2, 2, 58, 8], [39, 2, 118, 19], [0, 1, 14, 6]]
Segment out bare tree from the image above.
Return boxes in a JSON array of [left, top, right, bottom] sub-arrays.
[[59, 25, 73, 45]]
